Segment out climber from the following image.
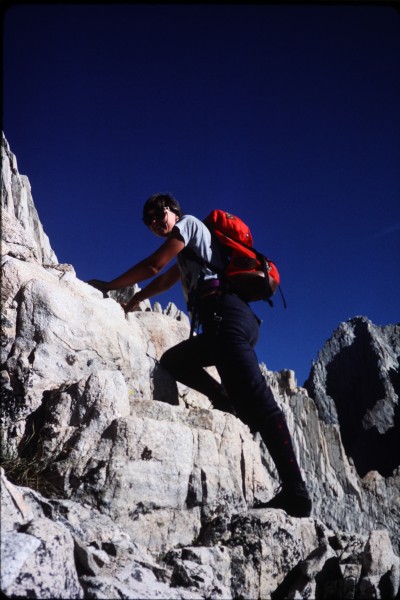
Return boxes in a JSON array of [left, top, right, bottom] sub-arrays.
[[87, 193, 312, 518]]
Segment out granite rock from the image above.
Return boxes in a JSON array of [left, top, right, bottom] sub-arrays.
[[1, 132, 399, 599]]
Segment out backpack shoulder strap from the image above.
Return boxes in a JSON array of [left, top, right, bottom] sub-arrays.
[[180, 245, 225, 276]]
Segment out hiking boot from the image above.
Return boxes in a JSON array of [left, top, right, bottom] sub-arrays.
[[254, 482, 312, 518]]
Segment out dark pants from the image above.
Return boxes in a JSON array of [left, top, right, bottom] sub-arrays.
[[160, 292, 304, 487], [161, 292, 280, 430]]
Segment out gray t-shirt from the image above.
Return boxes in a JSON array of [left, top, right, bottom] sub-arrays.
[[173, 215, 224, 304]]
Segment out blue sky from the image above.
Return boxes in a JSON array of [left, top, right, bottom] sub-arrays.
[[2, 3, 400, 385]]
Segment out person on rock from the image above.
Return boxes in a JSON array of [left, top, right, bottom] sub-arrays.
[[88, 192, 312, 518]]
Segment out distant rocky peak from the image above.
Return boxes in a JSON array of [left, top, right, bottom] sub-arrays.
[[305, 316, 400, 477]]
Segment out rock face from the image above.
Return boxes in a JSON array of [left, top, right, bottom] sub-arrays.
[[305, 317, 400, 478], [1, 132, 57, 266], [1, 132, 399, 599]]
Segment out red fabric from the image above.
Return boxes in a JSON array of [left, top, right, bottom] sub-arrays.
[[204, 210, 254, 249], [204, 209, 280, 285]]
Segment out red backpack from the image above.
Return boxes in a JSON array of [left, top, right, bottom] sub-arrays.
[[203, 209, 284, 305]]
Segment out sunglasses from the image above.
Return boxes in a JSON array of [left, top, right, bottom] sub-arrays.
[[143, 207, 168, 227]]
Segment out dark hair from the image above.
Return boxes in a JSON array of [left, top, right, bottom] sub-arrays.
[[142, 192, 183, 223]]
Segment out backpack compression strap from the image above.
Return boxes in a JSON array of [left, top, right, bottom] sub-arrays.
[[210, 229, 287, 308]]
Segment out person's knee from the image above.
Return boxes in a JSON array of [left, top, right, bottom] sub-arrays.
[[159, 345, 187, 379], [159, 347, 175, 373]]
